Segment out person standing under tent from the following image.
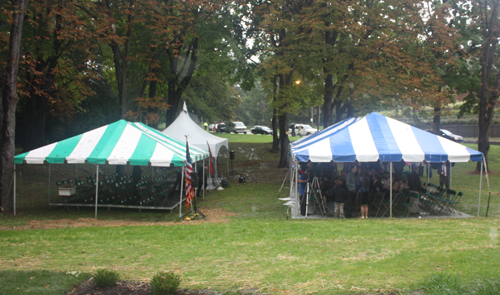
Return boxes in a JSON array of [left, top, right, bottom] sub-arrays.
[[438, 161, 451, 192], [345, 164, 357, 218], [334, 178, 347, 218], [407, 165, 422, 213], [407, 165, 422, 192], [357, 171, 370, 218], [298, 165, 310, 216]]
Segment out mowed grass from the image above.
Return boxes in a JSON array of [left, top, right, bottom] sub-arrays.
[[1, 133, 500, 294], [1, 217, 500, 294]]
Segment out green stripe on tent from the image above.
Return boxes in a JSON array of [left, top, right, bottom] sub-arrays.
[[171, 153, 185, 167], [14, 152, 28, 164], [87, 120, 128, 164], [138, 122, 209, 162], [128, 134, 157, 166], [46, 134, 84, 164]]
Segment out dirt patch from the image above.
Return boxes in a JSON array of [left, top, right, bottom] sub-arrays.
[[0, 208, 237, 231]]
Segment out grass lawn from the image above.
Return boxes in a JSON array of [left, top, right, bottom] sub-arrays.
[[1, 133, 499, 294]]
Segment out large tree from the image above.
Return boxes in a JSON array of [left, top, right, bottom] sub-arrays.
[[295, 0, 455, 127], [451, 0, 500, 170], [0, 0, 29, 211], [16, 0, 98, 150]]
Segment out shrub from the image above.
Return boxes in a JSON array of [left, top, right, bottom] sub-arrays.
[[93, 269, 119, 288], [419, 272, 465, 295], [471, 278, 500, 295], [151, 271, 181, 295]]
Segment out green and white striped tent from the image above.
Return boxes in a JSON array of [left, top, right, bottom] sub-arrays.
[[14, 120, 208, 218], [15, 120, 208, 166]]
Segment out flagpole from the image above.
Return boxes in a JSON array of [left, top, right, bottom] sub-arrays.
[[95, 164, 100, 219], [202, 158, 205, 200], [180, 166, 185, 219]]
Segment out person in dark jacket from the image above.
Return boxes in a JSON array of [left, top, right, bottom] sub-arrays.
[[407, 165, 422, 192], [344, 164, 358, 218], [334, 178, 347, 218]]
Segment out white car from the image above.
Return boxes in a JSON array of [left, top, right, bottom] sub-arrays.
[[288, 123, 317, 137], [227, 121, 247, 134]]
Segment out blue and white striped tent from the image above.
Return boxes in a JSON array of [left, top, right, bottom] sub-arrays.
[[291, 112, 483, 163], [289, 112, 486, 218]]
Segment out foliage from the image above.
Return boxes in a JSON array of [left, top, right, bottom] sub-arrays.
[[93, 268, 119, 288], [418, 272, 465, 295], [150, 271, 180, 295], [14, 0, 100, 150], [416, 272, 500, 295]]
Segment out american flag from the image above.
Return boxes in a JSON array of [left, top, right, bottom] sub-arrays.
[[185, 141, 194, 208]]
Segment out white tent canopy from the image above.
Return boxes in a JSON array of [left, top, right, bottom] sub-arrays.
[[162, 102, 228, 157]]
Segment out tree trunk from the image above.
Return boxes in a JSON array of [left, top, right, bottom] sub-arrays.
[[271, 75, 279, 152], [166, 86, 182, 126], [433, 107, 441, 134], [476, 1, 500, 172], [271, 108, 279, 152], [165, 38, 199, 127], [323, 73, 333, 127], [20, 93, 48, 151], [277, 112, 289, 168], [1, 0, 28, 212]]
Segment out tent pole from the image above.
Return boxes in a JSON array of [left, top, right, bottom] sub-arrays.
[[179, 166, 185, 218], [450, 163, 452, 189], [215, 157, 218, 184], [202, 158, 205, 200], [95, 164, 100, 219], [14, 164, 16, 216], [226, 149, 229, 178], [478, 160, 484, 217], [194, 162, 198, 200], [427, 162, 430, 185], [295, 162, 299, 217], [390, 162, 393, 218], [48, 164, 51, 206]]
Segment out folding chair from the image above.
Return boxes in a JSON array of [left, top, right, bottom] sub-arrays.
[[380, 190, 407, 217], [402, 191, 422, 217]]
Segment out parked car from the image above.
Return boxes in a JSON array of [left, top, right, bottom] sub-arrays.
[[288, 123, 317, 137], [226, 121, 247, 134], [251, 125, 273, 135], [208, 124, 216, 132], [425, 128, 464, 143], [438, 129, 464, 143], [216, 123, 227, 133]]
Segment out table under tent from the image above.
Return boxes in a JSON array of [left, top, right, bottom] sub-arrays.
[[14, 120, 208, 218], [162, 102, 229, 189], [285, 112, 486, 219]]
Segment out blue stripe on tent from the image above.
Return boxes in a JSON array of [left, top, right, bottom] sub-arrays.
[[366, 113, 402, 162], [467, 147, 483, 162], [291, 117, 357, 149], [411, 127, 448, 162], [330, 128, 357, 162]]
